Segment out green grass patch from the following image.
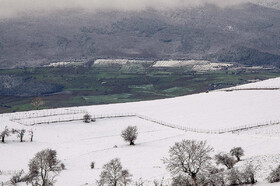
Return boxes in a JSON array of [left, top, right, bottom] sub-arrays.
[[0, 66, 280, 113]]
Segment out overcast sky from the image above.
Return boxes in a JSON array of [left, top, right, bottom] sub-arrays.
[[0, 0, 249, 18]]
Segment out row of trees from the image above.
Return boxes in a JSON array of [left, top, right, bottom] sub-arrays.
[[0, 126, 33, 143], [163, 140, 253, 186], [7, 140, 280, 185], [96, 140, 279, 186], [76, 120, 280, 185]]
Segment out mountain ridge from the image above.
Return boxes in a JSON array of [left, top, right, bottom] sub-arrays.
[[0, 2, 279, 68]]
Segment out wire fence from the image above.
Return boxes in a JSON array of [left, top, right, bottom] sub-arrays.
[[92, 113, 137, 119], [4, 109, 280, 134], [9, 108, 86, 121], [13, 112, 137, 126], [221, 87, 280, 92], [136, 114, 280, 134], [16, 114, 85, 125]]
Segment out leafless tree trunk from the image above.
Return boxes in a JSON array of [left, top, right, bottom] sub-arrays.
[[31, 97, 45, 110], [163, 140, 213, 186]]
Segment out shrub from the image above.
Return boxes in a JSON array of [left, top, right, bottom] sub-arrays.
[[60, 163, 66, 170], [121, 126, 138, 145], [83, 114, 91, 123], [206, 172, 227, 186], [171, 174, 193, 186], [227, 168, 243, 185], [91, 161, 95, 169], [203, 166, 226, 186], [267, 165, 280, 183], [230, 147, 244, 162], [242, 163, 257, 184], [215, 153, 236, 169], [10, 170, 25, 185], [226, 164, 257, 186]]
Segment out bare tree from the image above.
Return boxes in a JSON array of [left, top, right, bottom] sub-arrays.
[[97, 158, 132, 186], [121, 126, 138, 145], [27, 149, 62, 186], [230, 147, 244, 162], [31, 97, 45, 110], [163, 140, 213, 186], [0, 126, 10, 143], [83, 114, 91, 123], [12, 128, 26, 142], [215, 153, 236, 169], [29, 129, 34, 142]]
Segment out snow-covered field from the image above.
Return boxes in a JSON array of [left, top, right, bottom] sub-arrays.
[[1, 77, 280, 185], [1, 117, 280, 185], [44, 61, 84, 67], [223, 77, 280, 90], [93, 59, 154, 66], [152, 60, 232, 71], [92, 59, 233, 72], [82, 89, 280, 131]]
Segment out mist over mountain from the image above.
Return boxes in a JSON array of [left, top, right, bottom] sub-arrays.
[[0, 1, 280, 68], [252, 0, 280, 9]]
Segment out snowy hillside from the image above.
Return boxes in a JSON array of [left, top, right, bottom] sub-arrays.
[[1, 77, 280, 185], [223, 77, 280, 90], [82, 82, 280, 131]]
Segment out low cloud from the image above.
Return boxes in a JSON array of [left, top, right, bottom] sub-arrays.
[[0, 0, 249, 18]]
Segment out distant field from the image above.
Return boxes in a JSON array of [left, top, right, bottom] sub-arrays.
[[0, 65, 279, 113]]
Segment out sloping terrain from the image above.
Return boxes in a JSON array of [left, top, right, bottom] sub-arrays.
[[0, 2, 280, 68], [1, 77, 280, 185], [83, 81, 280, 131]]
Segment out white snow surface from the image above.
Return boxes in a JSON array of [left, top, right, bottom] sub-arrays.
[[224, 77, 280, 90], [44, 61, 84, 67], [1, 117, 280, 185], [152, 60, 232, 71], [93, 59, 154, 66], [82, 90, 280, 131], [1, 77, 280, 185]]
